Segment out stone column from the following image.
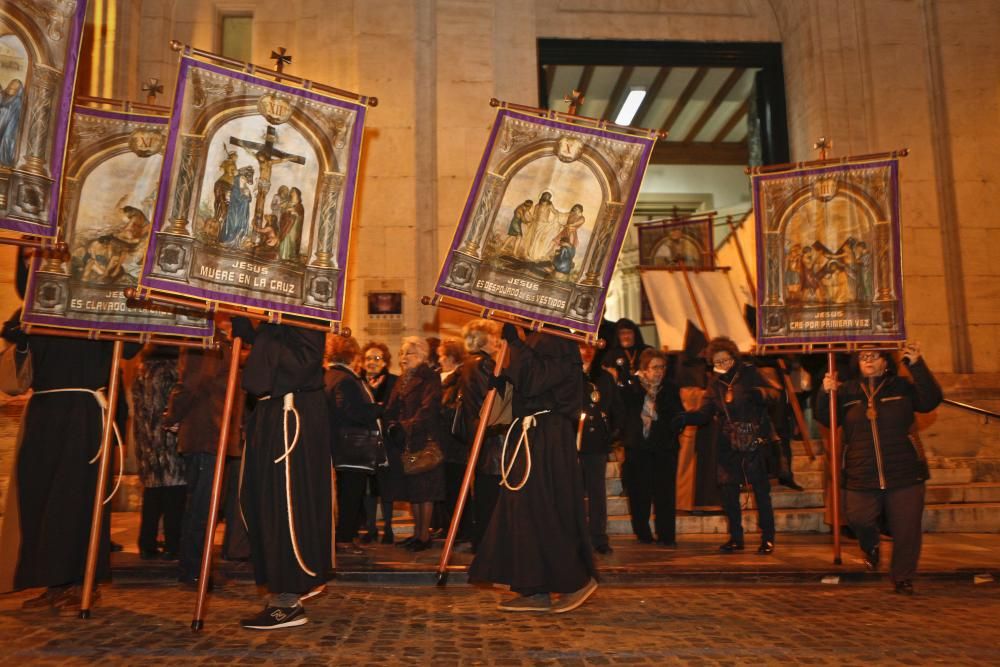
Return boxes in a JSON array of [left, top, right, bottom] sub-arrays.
[[312, 171, 344, 268], [581, 202, 622, 285], [167, 134, 204, 235], [459, 172, 504, 257], [20, 65, 60, 177]]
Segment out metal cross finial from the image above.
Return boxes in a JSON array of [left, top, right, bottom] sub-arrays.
[[564, 89, 585, 116], [270, 47, 292, 73], [813, 136, 833, 160], [142, 77, 164, 105]]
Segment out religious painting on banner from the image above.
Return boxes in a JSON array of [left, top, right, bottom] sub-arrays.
[[636, 214, 715, 323], [22, 102, 212, 337], [436, 108, 657, 335], [752, 157, 905, 347], [0, 0, 87, 236], [140, 54, 367, 323]]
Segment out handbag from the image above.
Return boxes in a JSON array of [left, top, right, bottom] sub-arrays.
[[0, 343, 32, 396], [402, 436, 444, 475], [333, 426, 385, 472]]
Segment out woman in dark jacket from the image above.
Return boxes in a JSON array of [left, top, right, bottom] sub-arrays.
[[678, 337, 780, 554], [359, 341, 399, 543], [436, 338, 469, 540], [385, 336, 445, 552], [621, 349, 685, 546], [458, 319, 507, 551], [815, 343, 941, 594], [325, 336, 383, 555]]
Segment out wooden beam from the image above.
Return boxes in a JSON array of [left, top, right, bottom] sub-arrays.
[[544, 64, 557, 104], [712, 98, 749, 143], [601, 65, 635, 121], [632, 66, 671, 128], [660, 67, 708, 134], [683, 67, 746, 142], [573, 65, 595, 103], [651, 141, 748, 165]]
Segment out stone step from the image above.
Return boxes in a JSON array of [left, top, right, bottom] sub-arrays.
[[926, 482, 1000, 504]]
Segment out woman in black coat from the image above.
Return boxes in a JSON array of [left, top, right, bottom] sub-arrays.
[[384, 336, 445, 552], [678, 337, 780, 555], [325, 336, 384, 555], [816, 343, 941, 594], [359, 341, 399, 544], [621, 349, 685, 546]]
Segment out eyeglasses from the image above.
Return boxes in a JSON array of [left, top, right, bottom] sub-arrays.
[[712, 356, 735, 367], [858, 352, 882, 362], [365, 355, 384, 361]]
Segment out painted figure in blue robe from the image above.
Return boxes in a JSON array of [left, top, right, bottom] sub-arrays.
[[552, 204, 586, 276], [0, 79, 26, 168], [218, 166, 254, 246]]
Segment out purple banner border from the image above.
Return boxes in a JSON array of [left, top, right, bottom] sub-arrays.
[[140, 56, 367, 323], [434, 109, 655, 335], [0, 0, 87, 236], [753, 158, 906, 346]]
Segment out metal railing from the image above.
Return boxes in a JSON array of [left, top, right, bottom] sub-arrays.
[[942, 398, 1000, 422]]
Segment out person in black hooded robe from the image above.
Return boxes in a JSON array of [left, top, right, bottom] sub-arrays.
[[603, 318, 650, 388], [232, 318, 330, 630], [469, 324, 598, 613], [0, 248, 139, 609]]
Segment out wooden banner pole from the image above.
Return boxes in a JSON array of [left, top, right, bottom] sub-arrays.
[[78, 340, 124, 618], [725, 216, 758, 304], [776, 358, 816, 461], [21, 324, 215, 349], [0, 236, 67, 253], [436, 340, 508, 585], [191, 335, 243, 631], [677, 262, 711, 340], [420, 295, 598, 346], [827, 352, 843, 565]]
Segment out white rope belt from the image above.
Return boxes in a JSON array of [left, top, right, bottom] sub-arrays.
[[254, 392, 316, 577], [32, 387, 124, 505], [499, 410, 550, 492]]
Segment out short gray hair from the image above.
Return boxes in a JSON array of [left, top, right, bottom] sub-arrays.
[[400, 336, 429, 361]]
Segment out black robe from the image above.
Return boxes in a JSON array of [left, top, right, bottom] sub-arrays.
[[239, 323, 330, 595], [0, 335, 137, 592], [469, 333, 596, 595]]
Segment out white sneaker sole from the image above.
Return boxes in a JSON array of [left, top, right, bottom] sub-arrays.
[[241, 616, 309, 630], [551, 579, 598, 614]]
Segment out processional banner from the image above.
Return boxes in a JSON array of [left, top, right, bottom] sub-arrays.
[[636, 214, 715, 323], [139, 54, 367, 323], [22, 103, 212, 337], [0, 0, 87, 236], [752, 158, 905, 347], [435, 108, 657, 335]]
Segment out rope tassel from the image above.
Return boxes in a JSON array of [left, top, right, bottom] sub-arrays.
[[499, 410, 550, 492], [277, 393, 316, 577]]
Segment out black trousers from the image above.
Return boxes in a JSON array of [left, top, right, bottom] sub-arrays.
[[179, 453, 220, 581], [139, 485, 186, 553], [578, 452, 609, 548], [473, 473, 501, 549], [846, 483, 925, 583], [623, 447, 678, 543], [335, 468, 369, 542], [718, 448, 775, 544]]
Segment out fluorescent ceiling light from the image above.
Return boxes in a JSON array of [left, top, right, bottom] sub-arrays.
[[615, 88, 647, 125]]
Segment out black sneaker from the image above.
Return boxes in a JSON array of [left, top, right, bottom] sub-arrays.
[[240, 604, 308, 630], [718, 539, 745, 553], [863, 545, 880, 572]]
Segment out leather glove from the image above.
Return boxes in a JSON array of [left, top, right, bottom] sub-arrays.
[[230, 316, 256, 342], [670, 413, 688, 433], [487, 374, 508, 394], [501, 323, 523, 345]]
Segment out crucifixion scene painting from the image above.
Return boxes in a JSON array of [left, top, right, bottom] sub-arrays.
[[141, 56, 367, 322], [196, 118, 317, 263]]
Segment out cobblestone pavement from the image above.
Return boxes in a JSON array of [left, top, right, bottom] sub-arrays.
[[1, 580, 998, 665]]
